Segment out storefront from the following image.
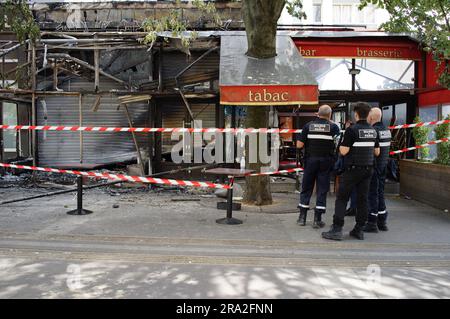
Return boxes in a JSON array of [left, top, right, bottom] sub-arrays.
[[292, 32, 421, 125], [216, 31, 440, 165], [2, 29, 448, 172]]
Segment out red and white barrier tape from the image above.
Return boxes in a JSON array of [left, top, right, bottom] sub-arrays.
[[389, 137, 449, 155], [388, 119, 450, 130], [1, 119, 448, 134], [0, 163, 304, 189], [0, 163, 230, 190], [0, 125, 304, 134]]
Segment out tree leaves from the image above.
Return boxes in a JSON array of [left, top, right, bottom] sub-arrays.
[[142, 0, 221, 49], [0, 0, 39, 43], [360, 0, 450, 88], [286, 0, 307, 21]]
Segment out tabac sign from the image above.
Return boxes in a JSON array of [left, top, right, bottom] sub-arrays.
[[294, 39, 422, 60], [219, 36, 319, 106], [220, 85, 319, 106]]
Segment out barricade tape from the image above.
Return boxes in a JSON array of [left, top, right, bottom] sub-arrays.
[[1, 119, 449, 133], [0, 164, 304, 188], [0, 163, 230, 190], [389, 137, 449, 155], [0, 125, 303, 133], [388, 119, 450, 130]]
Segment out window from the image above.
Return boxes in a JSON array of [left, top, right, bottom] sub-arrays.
[[394, 103, 407, 125], [332, 110, 345, 128], [442, 104, 450, 119], [382, 105, 393, 127], [354, 59, 414, 91], [312, 4, 322, 23], [333, 4, 352, 24], [304, 58, 353, 90], [304, 58, 414, 91], [2, 102, 17, 152]]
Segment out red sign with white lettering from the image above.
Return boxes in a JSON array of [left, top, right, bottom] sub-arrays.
[[293, 39, 421, 60], [220, 85, 319, 105]]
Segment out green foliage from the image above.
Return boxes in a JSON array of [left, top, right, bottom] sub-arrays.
[[434, 114, 450, 165], [142, 0, 221, 48], [359, 0, 450, 89], [286, 0, 307, 21], [412, 116, 431, 160], [0, 0, 40, 43], [192, 0, 223, 26]]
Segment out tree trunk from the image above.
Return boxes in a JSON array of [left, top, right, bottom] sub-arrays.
[[242, 0, 286, 58], [242, 0, 285, 205], [243, 106, 273, 205]]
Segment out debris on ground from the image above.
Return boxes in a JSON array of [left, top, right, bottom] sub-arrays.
[[171, 197, 201, 202], [0, 166, 217, 200]]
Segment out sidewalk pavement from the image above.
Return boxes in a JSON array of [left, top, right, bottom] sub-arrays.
[[0, 186, 449, 298]]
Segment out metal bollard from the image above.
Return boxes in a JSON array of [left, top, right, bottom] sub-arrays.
[[216, 176, 242, 225], [67, 176, 93, 215]]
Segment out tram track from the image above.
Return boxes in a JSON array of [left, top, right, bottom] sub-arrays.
[[0, 230, 449, 250], [0, 231, 449, 268]]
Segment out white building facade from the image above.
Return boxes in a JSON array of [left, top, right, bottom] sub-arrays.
[[279, 0, 390, 29]]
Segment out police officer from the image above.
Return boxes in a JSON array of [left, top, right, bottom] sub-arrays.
[[296, 105, 340, 228], [364, 107, 391, 232], [322, 102, 380, 240]]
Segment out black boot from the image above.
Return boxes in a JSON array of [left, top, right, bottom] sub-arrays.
[[377, 212, 389, 231], [345, 207, 356, 216], [350, 225, 364, 240], [322, 224, 343, 241], [363, 222, 379, 233], [312, 210, 326, 229], [297, 207, 308, 226], [377, 222, 389, 231]]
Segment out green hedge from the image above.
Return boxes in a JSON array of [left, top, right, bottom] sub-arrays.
[[434, 114, 450, 166]]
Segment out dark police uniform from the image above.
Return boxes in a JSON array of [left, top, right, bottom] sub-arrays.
[[328, 120, 379, 236], [366, 122, 391, 231], [297, 118, 340, 227]]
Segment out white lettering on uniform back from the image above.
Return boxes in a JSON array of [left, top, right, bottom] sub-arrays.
[[359, 129, 377, 139], [310, 124, 330, 133], [379, 130, 391, 139]]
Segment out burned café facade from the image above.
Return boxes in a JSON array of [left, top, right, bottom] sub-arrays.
[[1, 25, 449, 175]]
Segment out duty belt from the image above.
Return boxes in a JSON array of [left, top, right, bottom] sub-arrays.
[[347, 165, 373, 170]]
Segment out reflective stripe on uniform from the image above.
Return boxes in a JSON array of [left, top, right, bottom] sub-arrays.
[[298, 203, 309, 208], [378, 210, 386, 214], [307, 134, 333, 140], [353, 142, 375, 147], [316, 206, 326, 210], [379, 142, 391, 147], [370, 213, 378, 216]]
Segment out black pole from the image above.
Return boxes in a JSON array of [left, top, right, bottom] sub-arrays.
[[66, 176, 93, 215], [216, 176, 242, 225], [351, 59, 356, 92], [226, 179, 233, 219]]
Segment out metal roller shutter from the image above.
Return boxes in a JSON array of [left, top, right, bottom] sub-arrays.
[[36, 77, 149, 167]]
